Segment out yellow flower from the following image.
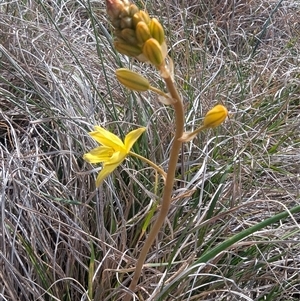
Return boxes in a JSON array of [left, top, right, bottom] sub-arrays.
[[83, 126, 146, 187]]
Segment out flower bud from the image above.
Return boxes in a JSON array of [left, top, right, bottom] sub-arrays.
[[116, 68, 150, 91], [143, 38, 164, 66], [136, 21, 151, 44], [106, 0, 125, 19], [149, 18, 165, 45], [111, 19, 121, 29], [114, 39, 142, 57], [179, 105, 228, 142], [132, 11, 151, 28], [120, 16, 132, 29], [119, 6, 130, 18], [120, 28, 138, 45], [129, 4, 139, 17], [203, 105, 228, 128]]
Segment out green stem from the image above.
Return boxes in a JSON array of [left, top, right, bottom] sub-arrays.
[[129, 151, 167, 180], [124, 66, 185, 300]]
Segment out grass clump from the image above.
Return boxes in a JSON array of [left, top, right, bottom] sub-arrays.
[[1, 0, 300, 300]]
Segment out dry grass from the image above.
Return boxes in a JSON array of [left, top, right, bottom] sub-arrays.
[[1, 0, 300, 300]]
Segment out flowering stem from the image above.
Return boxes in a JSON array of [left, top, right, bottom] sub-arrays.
[[129, 151, 167, 180], [125, 66, 184, 299], [187, 124, 207, 137], [149, 86, 173, 100], [178, 124, 207, 142]]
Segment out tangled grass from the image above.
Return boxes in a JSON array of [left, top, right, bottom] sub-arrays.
[[1, 0, 300, 300]]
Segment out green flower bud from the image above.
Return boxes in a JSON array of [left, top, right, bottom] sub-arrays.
[[149, 18, 165, 45], [129, 4, 139, 17], [120, 28, 138, 45], [116, 68, 150, 91], [203, 105, 228, 128], [132, 11, 151, 28], [120, 16, 132, 29], [136, 21, 151, 44], [114, 39, 142, 57], [143, 38, 164, 66], [119, 6, 130, 18]]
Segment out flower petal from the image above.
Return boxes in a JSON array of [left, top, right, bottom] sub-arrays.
[[95, 163, 120, 187], [95, 151, 127, 186], [83, 146, 113, 163], [124, 127, 146, 152], [105, 150, 126, 165], [89, 126, 125, 150]]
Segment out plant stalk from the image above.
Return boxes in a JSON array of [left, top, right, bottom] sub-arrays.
[[124, 69, 185, 300]]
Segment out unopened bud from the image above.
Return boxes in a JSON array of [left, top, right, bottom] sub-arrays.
[[106, 0, 124, 19], [179, 104, 228, 142], [114, 39, 142, 57], [136, 22, 151, 44], [120, 28, 138, 45], [120, 16, 132, 29], [129, 4, 139, 16], [116, 68, 150, 91], [149, 18, 165, 45], [143, 38, 164, 66], [203, 105, 228, 128], [119, 6, 130, 18], [132, 11, 151, 28]]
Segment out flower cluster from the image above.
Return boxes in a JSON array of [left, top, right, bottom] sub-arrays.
[[106, 0, 167, 67], [84, 1, 229, 187]]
